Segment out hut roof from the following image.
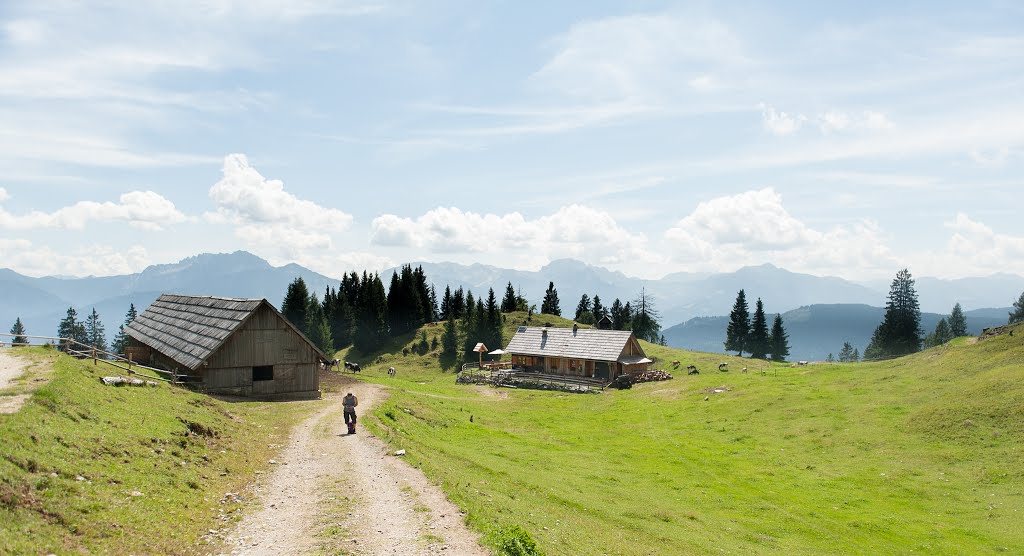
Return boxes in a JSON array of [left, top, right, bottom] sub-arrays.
[[504, 326, 640, 362], [126, 294, 326, 371]]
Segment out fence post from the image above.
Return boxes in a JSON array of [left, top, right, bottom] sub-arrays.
[[128, 353, 133, 375], [92, 347, 97, 365]]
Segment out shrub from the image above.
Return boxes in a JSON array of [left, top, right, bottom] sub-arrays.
[[493, 525, 543, 556]]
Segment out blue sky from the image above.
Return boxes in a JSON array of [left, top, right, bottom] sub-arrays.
[[1, 1, 1022, 281]]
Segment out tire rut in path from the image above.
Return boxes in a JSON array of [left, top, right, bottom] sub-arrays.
[[217, 383, 489, 556]]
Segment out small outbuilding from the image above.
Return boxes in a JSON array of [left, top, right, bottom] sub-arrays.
[[126, 294, 326, 399], [504, 324, 651, 381]]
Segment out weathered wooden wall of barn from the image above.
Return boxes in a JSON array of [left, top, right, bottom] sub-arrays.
[[204, 304, 320, 397]]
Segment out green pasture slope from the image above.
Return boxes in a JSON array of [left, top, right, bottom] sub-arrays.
[[349, 314, 1024, 555], [0, 347, 310, 555]]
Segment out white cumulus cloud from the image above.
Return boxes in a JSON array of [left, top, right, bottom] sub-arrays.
[[207, 153, 353, 233], [0, 189, 186, 230], [0, 239, 150, 277], [759, 103, 805, 135], [371, 204, 660, 266], [665, 188, 896, 276]]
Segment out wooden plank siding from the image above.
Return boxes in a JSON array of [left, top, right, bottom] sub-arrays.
[[506, 326, 651, 381], [204, 304, 319, 397]]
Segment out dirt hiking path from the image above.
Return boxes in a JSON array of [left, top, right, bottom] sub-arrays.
[[0, 348, 34, 414], [217, 383, 490, 556]]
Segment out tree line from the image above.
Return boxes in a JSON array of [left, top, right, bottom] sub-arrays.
[[723, 289, 791, 361]]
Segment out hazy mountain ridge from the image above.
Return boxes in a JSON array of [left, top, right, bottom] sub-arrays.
[[2, 252, 1022, 351], [663, 304, 1011, 361]]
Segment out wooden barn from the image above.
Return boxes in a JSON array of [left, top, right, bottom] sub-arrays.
[[125, 294, 327, 399], [504, 324, 651, 381]]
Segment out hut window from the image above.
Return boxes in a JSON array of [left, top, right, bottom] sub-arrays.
[[253, 365, 274, 381]]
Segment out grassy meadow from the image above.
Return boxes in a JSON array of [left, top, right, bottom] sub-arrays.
[[346, 314, 1024, 555], [0, 347, 313, 555]]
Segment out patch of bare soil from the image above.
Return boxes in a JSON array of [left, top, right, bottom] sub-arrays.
[[0, 348, 33, 414], [215, 383, 489, 556]]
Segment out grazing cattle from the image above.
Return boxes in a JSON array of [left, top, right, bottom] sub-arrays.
[[798, 361, 809, 366], [741, 367, 748, 373], [687, 365, 699, 375], [672, 360, 681, 367], [330, 358, 341, 371], [344, 361, 361, 373], [718, 363, 729, 372], [388, 366, 396, 377]]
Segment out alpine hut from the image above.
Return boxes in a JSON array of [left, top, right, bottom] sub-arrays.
[[504, 324, 652, 381], [125, 294, 327, 398]]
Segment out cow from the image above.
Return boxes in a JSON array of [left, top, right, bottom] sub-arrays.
[[687, 365, 699, 375], [718, 363, 729, 372], [388, 366, 396, 377]]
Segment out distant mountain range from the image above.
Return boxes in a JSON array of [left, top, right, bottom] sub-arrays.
[[2, 251, 1021, 358], [663, 304, 1011, 362]]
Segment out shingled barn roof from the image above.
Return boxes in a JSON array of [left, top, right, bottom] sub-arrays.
[[504, 326, 638, 362], [126, 294, 324, 371]]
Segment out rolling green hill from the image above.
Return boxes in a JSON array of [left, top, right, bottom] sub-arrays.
[[0, 348, 311, 555], [346, 314, 1024, 555]]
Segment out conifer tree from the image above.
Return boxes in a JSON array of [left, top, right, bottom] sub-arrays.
[[610, 298, 627, 330], [305, 293, 334, 356], [948, 302, 968, 338], [852, 348, 860, 362], [575, 294, 592, 321], [440, 314, 459, 365], [1009, 291, 1024, 324], [485, 288, 503, 351], [353, 272, 388, 351], [440, 285, 452, 320], [451, 287, 466, 319], [427, 284, 439, 322], [111, 303, 138, 355], [501, 282, 518, 313], [57, 307, 86, 351], [724, 289, 750, 356], [769, 313, 790, 362], [328, 285, 354, 349], [868, 269, 922, 357], [748, 298, 770, 359], [541, 281, 561, 316], [84, 308, 107, 353], [592, 295, 607, 321], [282, 277, 311, 334], [838, 342, 855, 362], [630, 288, 661, 343], [9, 317, 27, 346]]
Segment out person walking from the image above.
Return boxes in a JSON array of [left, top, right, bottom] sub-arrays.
[[343, 391, 359, 434]]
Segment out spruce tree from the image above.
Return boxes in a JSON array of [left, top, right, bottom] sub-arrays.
[[872, 269, 922, 357], [747, 298, 769, 359], [305, 293, 334, 356], [852, 348, 859, 362], [948, 302, 968, 338], [1009, 291, 1024, 324], [84, 308, 107, 353], [57, 307, 85, 351], [501, 282, 518, 313], [575, 294, 592, 321], [282, 277, 310, 334], [111, 303, 138, 355], [440, 285, 452, 320], [440, 314, 459, 364], [769, 314, 790, 362], [592, 295, 606, 321], [451, 287, 465, 319], [353, 272, 388, 351], [724, 289, 750, 356], [838, 342, 855, 362], [630, 288, 661, 343], [9, 317, 28, 346], [541, 282, 561, 316], [610, 298, 627, 330], [485, 288, 503, 351]]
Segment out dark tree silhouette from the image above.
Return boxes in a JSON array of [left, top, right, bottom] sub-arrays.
[[724, 290, 750, 356], [541, 281, 561, 316], [769, 313, 790, 362]]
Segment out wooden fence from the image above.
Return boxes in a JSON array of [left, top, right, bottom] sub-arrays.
[[0, 333, 185, 384]]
